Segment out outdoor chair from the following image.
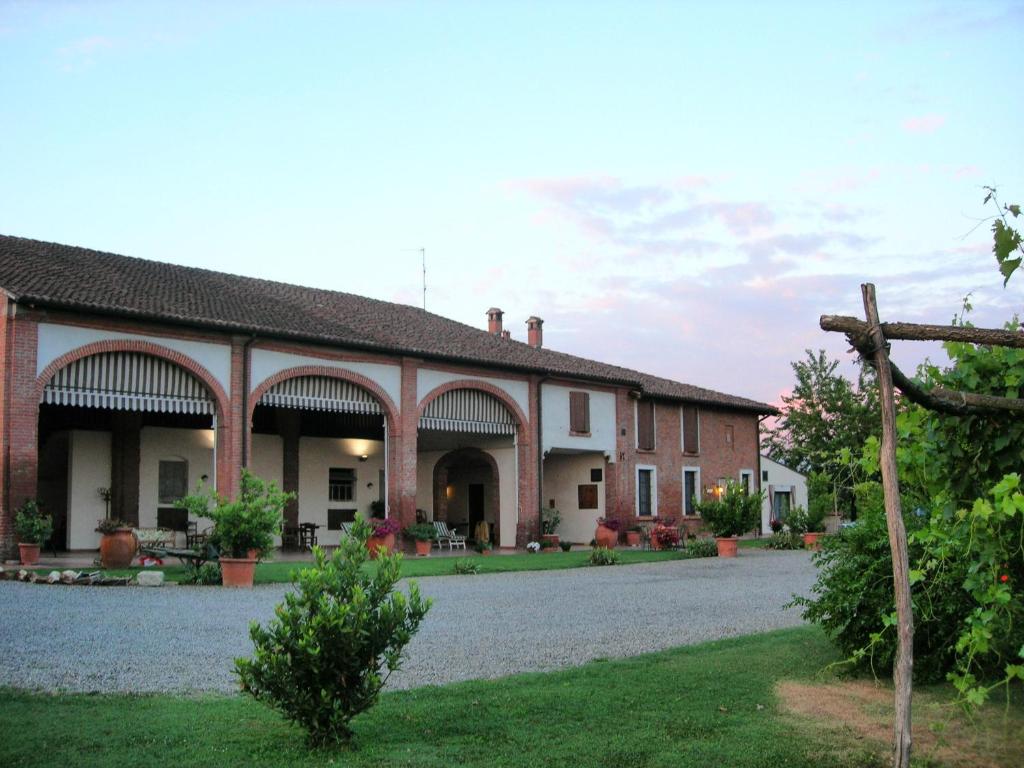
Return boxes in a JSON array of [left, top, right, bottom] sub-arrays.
[[185, 521, 211, 549], [433, 520, 466, 550]]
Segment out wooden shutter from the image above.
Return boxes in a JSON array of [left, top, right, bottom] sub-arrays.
[[569, 391, 590, 433], [637, 400, 655, 450], [682, 405, 699, 454]]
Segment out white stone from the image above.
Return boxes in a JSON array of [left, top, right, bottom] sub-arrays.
[[136, 571, 165, 587], [60, 570, 79, 584], [18, 569, 29, 581], [46, 570, 61, 584]]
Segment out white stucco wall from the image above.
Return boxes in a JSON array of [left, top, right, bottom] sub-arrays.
[[540, 384, 616, 458], [760, 455, 809, 533], [66, 430, 111, 550], [250, 349, 402, 412], [298, 437, 385, 547], [416, 368, 529, 419], [36, 322, 232, 392], [542, 453, 606, 544], [138, 427, 216, 542]]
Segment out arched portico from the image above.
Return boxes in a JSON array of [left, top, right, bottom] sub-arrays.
[[432, 447, 500, 544]]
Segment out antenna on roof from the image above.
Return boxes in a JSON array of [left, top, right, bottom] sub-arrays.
[[402, 247, 427, 310]]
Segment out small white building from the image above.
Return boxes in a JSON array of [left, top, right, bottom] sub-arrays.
[[760, 455, 808, 533]]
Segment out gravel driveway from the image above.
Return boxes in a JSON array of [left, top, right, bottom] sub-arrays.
[[0, 550, 816, 694]]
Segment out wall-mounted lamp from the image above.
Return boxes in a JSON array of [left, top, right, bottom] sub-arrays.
[[359, 454, 369, 462], [200, 474, 209, 483], [367, 481, 374, 489]]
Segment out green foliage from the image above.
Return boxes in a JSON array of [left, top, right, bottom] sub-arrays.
[[983, 186, 1022, 285], [181, 562, 222, 585], [764, 531, 803, 550], [94, 518, 131, 534], [695, 482, 762, 538], [236, 518, 431, 745], [588, 546, 620, 566], [786, 505, 825, 534], [684, 537, 719, 558], [13, 501, 52, 545], [559, 541, 572, 552], [806, 471, 835, 520], [764, 349, 880, 517], [403, 523, 436, 541], [540, 506, 561, 535], [452, 558, 480, 575], [178, 469, 290, 558]]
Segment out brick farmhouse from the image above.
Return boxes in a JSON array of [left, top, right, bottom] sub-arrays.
[[0, 235, 776, 555]]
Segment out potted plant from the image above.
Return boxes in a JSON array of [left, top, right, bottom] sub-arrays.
[[404, 523, 436, 557], [625, 525, 643, 547], [650, 522, 681, 551], [476, 537, 494, 556], [540, 537, 559, 553], [177, 469, 289, 587], [96, 517, 136, 569], [695, 482, 761, 558], [367, 517, 401, 559], [788, 505, 827, 550], [14, 500, 52, 566], [540, 506, 561, 549], [594, 517, 620, 548]]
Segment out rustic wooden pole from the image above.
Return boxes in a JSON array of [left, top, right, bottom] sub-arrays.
[[861, 284, 914, 768], [820, 315, 1024, 348]]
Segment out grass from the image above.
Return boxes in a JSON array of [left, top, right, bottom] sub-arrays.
[[4, 626, 1014, 767], [34, 549, 696, 584]]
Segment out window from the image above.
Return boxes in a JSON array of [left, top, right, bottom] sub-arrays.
[[636, 400, 656, 451], [683, 467, 701, 516], [327, 508, 357, 530], [578, 484, 599, 509], [636, 466, 657, 517], [569, 391, 590, 434], [772, 491, 792, 521], [762, 469, 769, 482], [739, 469, 754, 495], [590, 468, 603, 482], [328, 468, 355, 502], [158, 460, 188, 504], [681, 405, 700, 454], [725, 424, 735, 449]]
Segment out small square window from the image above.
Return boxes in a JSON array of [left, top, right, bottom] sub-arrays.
[[590, 468, 603, 482]]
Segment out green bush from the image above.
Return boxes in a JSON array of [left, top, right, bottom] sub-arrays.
[[764, 531, 803, 550], [452, 559, 480, 575], [694, 482, 761, 538], [540, 506, 561, 535], [588, 546, 620, 566], [684, 538, 718, 558], [403, 523, 436, 541], [179, 469, 290, 558], [786, 505, 826, 534], [13, 500, 52, 545], [236, 518, 431, 745], [182, 562, 221, 585]]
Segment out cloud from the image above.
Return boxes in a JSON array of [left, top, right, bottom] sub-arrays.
[[902, 114, 946, 134], [56, 35, 115, 72]]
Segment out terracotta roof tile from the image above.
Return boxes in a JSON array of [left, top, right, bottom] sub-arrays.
[[0, 234, 776, 414]]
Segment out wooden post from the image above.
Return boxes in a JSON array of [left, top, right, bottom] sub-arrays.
[[861, 284, 914, 768]]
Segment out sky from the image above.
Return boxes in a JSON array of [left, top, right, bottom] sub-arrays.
[[2, 0, 1022, 407]]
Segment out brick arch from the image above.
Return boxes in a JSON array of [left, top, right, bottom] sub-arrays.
[[416, 379, 529, 437], [35, 339, 229, 421], [432, 447, 501, 546], [248, 365, 399, 437]]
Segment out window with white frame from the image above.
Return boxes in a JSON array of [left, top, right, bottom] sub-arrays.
[[636, 465, 657, 517], [739, 469, 754, 495], [683, 467, 701, 516], [328, 468, 355, 502]]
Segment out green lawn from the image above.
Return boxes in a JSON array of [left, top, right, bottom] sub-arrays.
[[39, 549, 695, 584]]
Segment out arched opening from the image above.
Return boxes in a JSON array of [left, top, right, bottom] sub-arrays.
[[432, 448, 500, 545], [36, 350, 219, 550], [249, 371, 395, 548]]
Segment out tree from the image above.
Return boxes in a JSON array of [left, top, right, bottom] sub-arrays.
[[765, 349, 880, 517]]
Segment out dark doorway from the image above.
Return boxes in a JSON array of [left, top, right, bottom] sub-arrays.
[[468, 483, 485, 538]]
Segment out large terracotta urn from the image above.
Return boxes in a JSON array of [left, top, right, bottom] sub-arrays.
[[594, 524, 618, 549], [100, 529, 137, 569]]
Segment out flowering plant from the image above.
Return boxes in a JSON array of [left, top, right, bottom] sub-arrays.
[[597, 517, 621, 532], [526, 541, 540, 553], [651, 523, 681, 548], [370, 518, 401, 537]]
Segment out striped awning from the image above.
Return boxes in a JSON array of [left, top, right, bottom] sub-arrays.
[[42, 352, 214, 415], [419, 389, 516, 434], [259, 376, 382, 415]]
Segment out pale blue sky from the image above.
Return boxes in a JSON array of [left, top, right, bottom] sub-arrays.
[[2, 1, 1022, 403]]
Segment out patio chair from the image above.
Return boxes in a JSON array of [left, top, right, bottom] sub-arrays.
[[434, 520, 466, 550]]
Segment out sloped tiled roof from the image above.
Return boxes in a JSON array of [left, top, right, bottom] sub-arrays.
[[0, 235, 776, 414]]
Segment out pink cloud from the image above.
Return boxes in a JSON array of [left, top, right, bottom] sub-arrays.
[[902, 114, 946, 134]]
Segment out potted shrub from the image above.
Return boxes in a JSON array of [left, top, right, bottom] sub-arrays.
[[788, 505, 827, 550], [594, 517, 620, 548], [650, 522, 681, 551], [625, 525, 643, 547], [178, 469, 289, 587], [404, 523, 436, 557], [695, 482, 761, 558], [476, 537, 494, 556], [367, 517, 401, 559], [96, 517, 136, 569], [540, 506, 561, 549], [14, 500, 52, 566], [540, 537, 559, 553]]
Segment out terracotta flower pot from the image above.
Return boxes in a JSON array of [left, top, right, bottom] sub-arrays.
[[220, 556, 258, 588], [367, 533, 395, 559], [18, 543, 41, 566], [594, 524, 618, 549], [480, 549, 492, 556], [625, 531, 641, 547], [715, 537, 739, 558], [802, 532, 823, 551], [414, 539, 431, 557], [541, 533, 560, 548], [100, 529, 137, 569]]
